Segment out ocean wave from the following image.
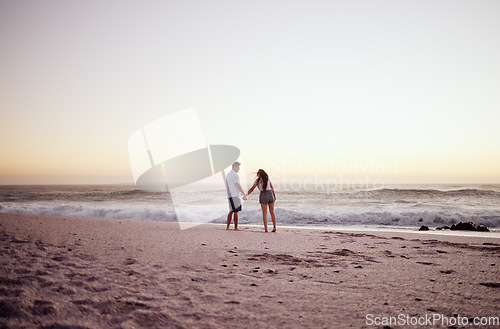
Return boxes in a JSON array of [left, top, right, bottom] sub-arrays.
[[0, 203, 177, 222], [213, 208, 500, 228], [1, 202, 498, 228], [0, 189, 169, 203], [351, 188, 500, 199]]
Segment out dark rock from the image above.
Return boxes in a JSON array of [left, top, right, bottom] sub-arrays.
[[448, 222, 490, 231], [450, 222, 477, 231], [476, 225, 490, 232], [419, 225, 429, 231]]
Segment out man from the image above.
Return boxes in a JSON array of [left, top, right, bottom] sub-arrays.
[[226, 161, 247, 230]]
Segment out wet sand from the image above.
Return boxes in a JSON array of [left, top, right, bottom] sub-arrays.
[[1, 213, 499, 328]]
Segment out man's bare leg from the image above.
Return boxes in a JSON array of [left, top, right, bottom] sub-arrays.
[[234, 212, 239, 230], [226, 212, 233, 230]]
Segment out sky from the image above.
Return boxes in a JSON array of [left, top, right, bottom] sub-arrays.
[[0, 0, 499, 185]]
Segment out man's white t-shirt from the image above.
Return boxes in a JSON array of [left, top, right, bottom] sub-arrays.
[[226, 170, 241, 198]]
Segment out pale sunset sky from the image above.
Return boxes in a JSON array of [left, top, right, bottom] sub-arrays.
[[1, 0, 499, 185]]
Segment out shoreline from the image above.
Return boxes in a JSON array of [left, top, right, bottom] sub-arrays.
[[209, 223, 500, 239], [1, 213, 498, 328], [2, 210, 499, 238]]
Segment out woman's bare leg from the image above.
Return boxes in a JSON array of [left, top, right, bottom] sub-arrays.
[[260, 203, 268, 232], [269, 202, 277, 232]]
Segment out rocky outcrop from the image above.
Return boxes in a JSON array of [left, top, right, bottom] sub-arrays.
[[449, 221, 490, 232]]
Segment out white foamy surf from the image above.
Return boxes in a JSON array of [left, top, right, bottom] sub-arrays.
[[0, 184, 499, 229]]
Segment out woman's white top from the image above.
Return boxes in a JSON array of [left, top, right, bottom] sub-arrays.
[[255, 178, 272, 191]]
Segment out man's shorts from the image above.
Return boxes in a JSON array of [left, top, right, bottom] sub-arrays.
[[228, 197, 242, 213]]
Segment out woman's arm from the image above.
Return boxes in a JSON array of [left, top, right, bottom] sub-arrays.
[[247, 183, 257, 196], [270, 181, 276, 200]]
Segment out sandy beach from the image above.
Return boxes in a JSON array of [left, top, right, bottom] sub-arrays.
[[1, 213, 499, 328]]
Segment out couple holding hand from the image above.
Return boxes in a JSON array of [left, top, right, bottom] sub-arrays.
[[226, 162, 277, 232]]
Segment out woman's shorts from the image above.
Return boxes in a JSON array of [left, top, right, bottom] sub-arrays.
[[259, 190, 275, 204]]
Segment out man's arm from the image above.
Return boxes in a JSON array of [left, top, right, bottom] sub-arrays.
[[235, 183, 247, 201]]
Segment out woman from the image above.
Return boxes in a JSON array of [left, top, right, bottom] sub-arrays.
[[247, 169, 277, 232]]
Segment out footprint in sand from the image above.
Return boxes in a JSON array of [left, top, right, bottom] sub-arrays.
[[53, 286, 76, 295], [30, 300, 55, 316]]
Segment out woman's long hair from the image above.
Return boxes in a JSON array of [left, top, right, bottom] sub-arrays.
[[257, 169, 268, 191]]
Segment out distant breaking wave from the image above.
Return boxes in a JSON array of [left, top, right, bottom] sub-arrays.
[[2, 187, 499, 202], [353, 188, 500, 198]]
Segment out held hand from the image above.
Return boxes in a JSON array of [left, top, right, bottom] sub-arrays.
[[243, 195, 247, 201]]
